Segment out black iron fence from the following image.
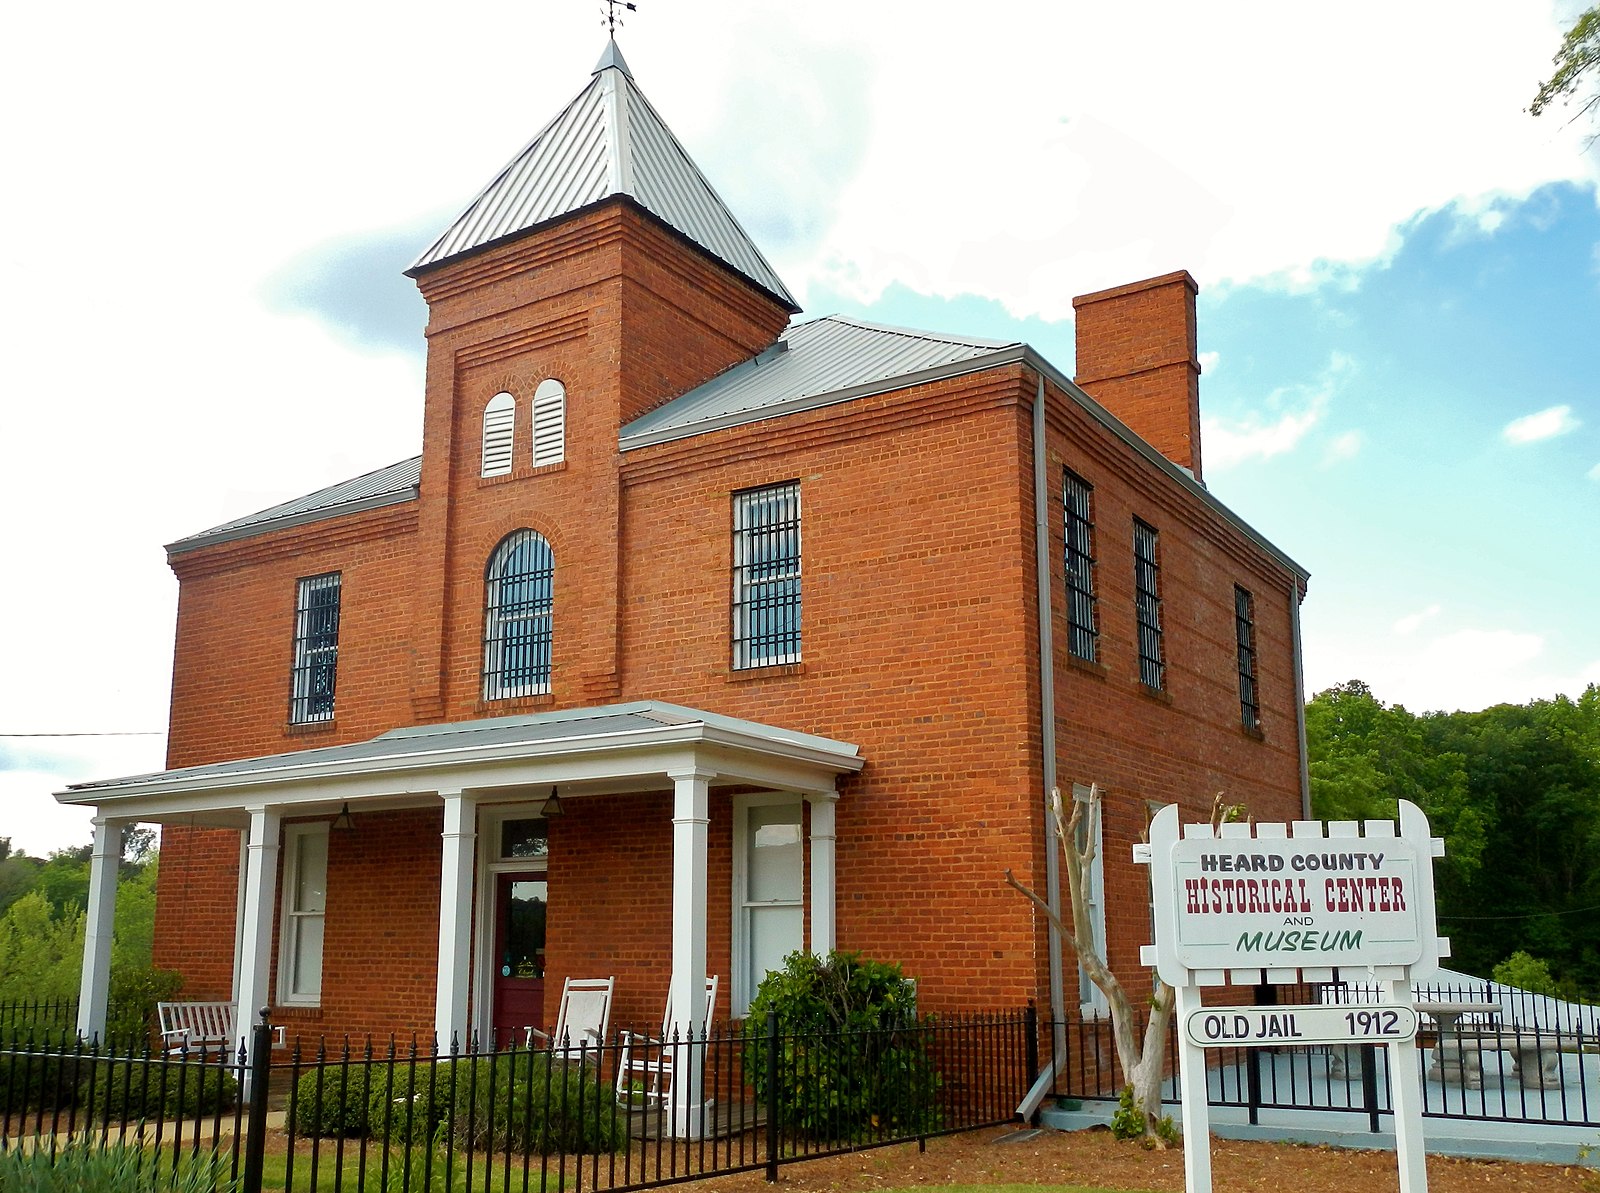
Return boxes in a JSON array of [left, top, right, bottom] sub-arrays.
[[1046, 982, 1600, 1131], [2, 1008, 1031, 1192]]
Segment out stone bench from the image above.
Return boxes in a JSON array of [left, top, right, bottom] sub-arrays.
[[1454, 1028, 1593, 1090]]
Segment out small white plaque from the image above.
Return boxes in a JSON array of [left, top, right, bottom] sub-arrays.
[[1184, 1004, 1418, 1048]]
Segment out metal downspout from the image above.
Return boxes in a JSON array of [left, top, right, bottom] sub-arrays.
[[1023, 372, 1067, 1118], [1291, 583, 1311, 818]]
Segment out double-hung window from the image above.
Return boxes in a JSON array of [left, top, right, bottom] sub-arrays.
[[289, 573, 341, 723], [1133, 519, 1165, 691], [483, 530, 555, 699], [279, 824, 328, 1005], [731, 482, 801, 669], [1235, 585, 1260, 731], [1062, 471, 1098, 662]]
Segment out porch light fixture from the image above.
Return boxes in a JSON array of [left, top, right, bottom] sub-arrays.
[[541, 786, 564, 818], [330, 802, 357, 833]]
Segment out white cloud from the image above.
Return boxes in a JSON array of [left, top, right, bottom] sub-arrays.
[[1588, 461, 1600, 481], [1321, 431, 1364, 468], [1503, 404, 1581, 444], [1202, 353, 1354, 471], [1393, 604, 1442, 636], [1198, 351, 1221, 375]]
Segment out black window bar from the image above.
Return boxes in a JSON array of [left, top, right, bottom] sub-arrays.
[[1236, 584, 1260, 730], [289, 573, 341, 723], [483, 530, 555, 699], [1063, 470, 1098, 662], [1133, 519, 1164, 691], [732, 481, 801, 669]]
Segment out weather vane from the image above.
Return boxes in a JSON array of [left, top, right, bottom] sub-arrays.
[[602, 0, 637, 35]]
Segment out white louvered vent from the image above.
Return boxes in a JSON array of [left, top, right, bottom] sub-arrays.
[[482, 392, 516, 477], [532, 379, 566, 468]]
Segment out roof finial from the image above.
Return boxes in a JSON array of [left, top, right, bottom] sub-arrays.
[[602, 0, 637, 36]]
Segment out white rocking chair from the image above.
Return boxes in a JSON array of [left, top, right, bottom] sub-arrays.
[[615, 975, 719, 1107], [527, 976, 615, 1058]]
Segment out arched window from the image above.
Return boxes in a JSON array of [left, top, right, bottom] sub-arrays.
[[531, 379, 566, 468], [483, 530, 555, 699], [482, 392, 516, 477]]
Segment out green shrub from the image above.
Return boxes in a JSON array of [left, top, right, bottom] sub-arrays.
[[105, 965, 184, 1046], [448, 1052, 625, 1155], [78, 1056, 238, 1120], [1110, 1085, 1180, 1148], [0, 1134, 237, 1192], [0, 1041, 96, 1114], [289, 1061, 380, 1138], [364, 1060, 455, 1145], [746, 950, 938, 1142]]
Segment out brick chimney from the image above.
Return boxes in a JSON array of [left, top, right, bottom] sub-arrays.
[[1072, 270, 1203, 481]]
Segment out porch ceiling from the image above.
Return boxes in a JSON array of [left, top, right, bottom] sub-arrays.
[[55, 701, 863, 824]]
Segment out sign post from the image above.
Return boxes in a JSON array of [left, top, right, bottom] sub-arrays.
[[1135, 800, 1447, 1193]]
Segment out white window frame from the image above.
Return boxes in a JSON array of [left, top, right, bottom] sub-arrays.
[[1072, 783, 1109, 1016], [731, 792, 805, 1016], [482, 391, 516, 477], [731, 482, 802, 669], [278, 823, 329, 1007], [531, 379, 566, 468]]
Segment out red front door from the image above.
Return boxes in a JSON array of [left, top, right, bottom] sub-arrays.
[[492, 872, 547, 1049]]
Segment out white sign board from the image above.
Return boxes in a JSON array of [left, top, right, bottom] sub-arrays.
[[1137, 800, 1448, 1193], [1169, 836, 1425, 972], [1184, 1004, 1418, 1048]]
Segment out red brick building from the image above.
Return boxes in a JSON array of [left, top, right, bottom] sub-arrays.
[[62, 42, 1308, 1081]]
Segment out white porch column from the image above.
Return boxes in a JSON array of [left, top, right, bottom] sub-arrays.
[[805, 793, 837, 957], [235, 805, 281, 1061], [76, 815, 126, 1041], [434, 789, 477, 1050], [668, 768, 713, 1137]]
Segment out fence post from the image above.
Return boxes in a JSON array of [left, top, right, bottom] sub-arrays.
[[1024, 1000, 1040, 1111], [1360, 1043, 1380, 1134], [764, 1013, 780, 1183], [241, 1008, 272, 1193]]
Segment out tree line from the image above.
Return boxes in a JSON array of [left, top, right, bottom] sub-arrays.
[[1307, 680, 1600, 999]]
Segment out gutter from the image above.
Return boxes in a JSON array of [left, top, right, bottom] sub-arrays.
[[1291, 583, 1311, 818], [1022, 370, 1068, 1120]]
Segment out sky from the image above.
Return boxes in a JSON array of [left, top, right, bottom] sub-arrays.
[[2, 1, 1597, 857]]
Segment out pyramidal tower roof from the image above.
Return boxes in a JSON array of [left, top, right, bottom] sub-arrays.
[[409, 41, 798, 311]]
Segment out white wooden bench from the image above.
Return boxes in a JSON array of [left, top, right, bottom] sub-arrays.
[[157, 1001, 235, 1059]]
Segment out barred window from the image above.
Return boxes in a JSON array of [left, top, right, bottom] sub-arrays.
[[531, 379, 566, 468], [1063, 470, 1098, 662], [732, 482, 801, 669], [483, 530, 555, 699], [1235, 585, 1260, 731], [1133, 519, 1164, 691], [482, 391, 515, 477], [289, 573, 341, 723]]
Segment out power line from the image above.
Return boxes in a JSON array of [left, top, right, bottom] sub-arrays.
[[1438, 903, 1600, 922]]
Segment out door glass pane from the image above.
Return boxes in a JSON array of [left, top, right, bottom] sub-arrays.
[[504, 880, 547, 979], [747, 805, 802, 902]]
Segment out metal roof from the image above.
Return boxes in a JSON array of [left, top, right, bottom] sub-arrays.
[[620, 316, 1021, 448], [408, 42, 797, 311], [167, 456, 421, 555], [59, 701, 863, 803]]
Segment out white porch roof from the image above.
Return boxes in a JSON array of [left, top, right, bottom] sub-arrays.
[[56, 700, 864, 824]]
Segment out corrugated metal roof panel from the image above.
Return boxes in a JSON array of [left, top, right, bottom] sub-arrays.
[[409, 48, 796, 310], [167, 456, 421, 554], [621, 316, 1021, 446]]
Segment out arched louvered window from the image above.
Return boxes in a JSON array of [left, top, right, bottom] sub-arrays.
[[483, 530, 554, 699], [531, 379, 566, 468], [482, 392, 516, 477]]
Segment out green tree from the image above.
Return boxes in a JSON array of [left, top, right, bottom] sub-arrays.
[[1531, 6, 1600, 138]]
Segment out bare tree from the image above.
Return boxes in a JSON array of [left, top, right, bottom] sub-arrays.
[[1006, 783, 1177, 1144]]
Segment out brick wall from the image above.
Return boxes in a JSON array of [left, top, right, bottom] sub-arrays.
[[151, 212, 1305, 1039]]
